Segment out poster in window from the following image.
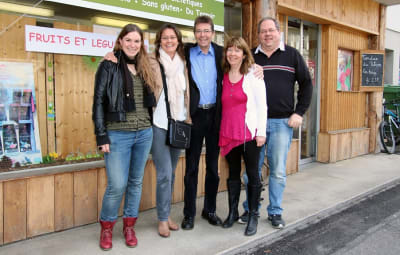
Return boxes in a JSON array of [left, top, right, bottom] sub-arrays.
[[19, 123, 32, 152], [13, 90, 22, 104], [9, 105, 19, 122], [337, 49, 354, 91], [0, 106, 6, 121], [0, 61, 42, 166], [0, 133, 3, 156], [3, 124, 18, 153], [22, 90, 32, 104], [19, 106, 31, 120]]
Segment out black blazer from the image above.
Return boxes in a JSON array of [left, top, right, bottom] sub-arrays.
[[184, 42, 223, 131]]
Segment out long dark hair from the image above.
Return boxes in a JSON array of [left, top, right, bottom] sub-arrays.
[[154, 23, 185, 61], [114, 24, 156, 90]]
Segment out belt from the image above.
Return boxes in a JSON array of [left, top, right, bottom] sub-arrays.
[[198, 103, 216, 110]]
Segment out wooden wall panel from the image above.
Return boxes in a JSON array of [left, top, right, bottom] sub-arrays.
[[3, 180, 26, 244], [0, 182, 3, 245], [55, 173, 74, 231], [97, 168, 107, 219], [172, 157, 185, 204], [74, 170, 98, 226], [320, 25, 369, 132], [53, 22, 96, 157], [218, 157, 229, 192], [351, 129, 370, 157], [27, 176, 55, 237], [278, 0, 380, 34], [197, 154, 206, 196], [140, 161, 156, 211], [317, 129, 370, 163], [335, 132, 352, 161], [286, 139, 299, 175], [317, 132, 330, 163]]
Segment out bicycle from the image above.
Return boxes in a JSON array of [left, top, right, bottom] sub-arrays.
[[379, 100, 400, 154]]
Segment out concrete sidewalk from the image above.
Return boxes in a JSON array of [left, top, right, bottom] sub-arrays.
[[1, 153, 399, 255]]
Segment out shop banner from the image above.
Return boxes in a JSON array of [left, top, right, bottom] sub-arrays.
[[0, 62, 42, 166], [25, 25, 117, 56], [45, 0, 224, 31]]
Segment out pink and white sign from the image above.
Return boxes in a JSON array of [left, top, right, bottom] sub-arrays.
[[25, 25, 117, 56]]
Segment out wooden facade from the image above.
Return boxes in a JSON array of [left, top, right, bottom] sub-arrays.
[[241, 0, 385, 163], [0, 0, 385, 244]]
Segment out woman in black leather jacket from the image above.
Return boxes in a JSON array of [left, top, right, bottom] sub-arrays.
[[92, 24, 156, 251]]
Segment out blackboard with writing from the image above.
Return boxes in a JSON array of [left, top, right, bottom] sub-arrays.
[[361, 52, 384, 87]]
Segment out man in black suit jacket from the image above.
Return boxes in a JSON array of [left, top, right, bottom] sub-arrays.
[[181, 15, 224, 230]]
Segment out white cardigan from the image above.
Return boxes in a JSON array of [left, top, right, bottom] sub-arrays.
[[241, 69, 267, 139]]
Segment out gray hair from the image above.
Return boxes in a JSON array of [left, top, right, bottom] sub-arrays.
[[257, 17, 280, 33]]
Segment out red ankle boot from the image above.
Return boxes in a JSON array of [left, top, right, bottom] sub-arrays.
[[123, 217, 138, 247], [99, 220, 116, 250]]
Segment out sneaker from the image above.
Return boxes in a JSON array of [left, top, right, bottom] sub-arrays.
[[268, 214, 285, 229], [238, 211, 249, 224]]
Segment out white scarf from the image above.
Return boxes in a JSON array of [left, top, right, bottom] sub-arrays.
[[159, 48, 186, 120]]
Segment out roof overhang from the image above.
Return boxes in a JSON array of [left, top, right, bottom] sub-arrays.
[[374, 0, 400, 5]]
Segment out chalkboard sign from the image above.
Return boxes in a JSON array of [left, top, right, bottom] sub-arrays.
[[361, 50, 384, 88]]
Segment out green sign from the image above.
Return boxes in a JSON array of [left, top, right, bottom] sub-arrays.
[[46, 0, 224, 31]]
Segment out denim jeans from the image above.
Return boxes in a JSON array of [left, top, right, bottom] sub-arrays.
[[151, 126, 182, 221], [242, 118, 293, 215], [100, 128, 153, 222]]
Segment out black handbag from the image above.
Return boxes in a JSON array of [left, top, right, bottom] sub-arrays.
[[159, 63, 191, 149]]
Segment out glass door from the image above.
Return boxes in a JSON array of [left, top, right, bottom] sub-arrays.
[[287, 17, 320, 164]]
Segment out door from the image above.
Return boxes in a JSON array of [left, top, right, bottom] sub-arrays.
[[286, 17, 320, 164]]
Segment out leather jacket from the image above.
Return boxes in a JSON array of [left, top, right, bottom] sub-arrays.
[[92, 51, 155, 146]]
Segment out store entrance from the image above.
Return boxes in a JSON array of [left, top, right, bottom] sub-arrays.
[[286, 17, 320, 164]]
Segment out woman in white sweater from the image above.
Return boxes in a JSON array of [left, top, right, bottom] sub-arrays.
[[219, 36, 267, 236]]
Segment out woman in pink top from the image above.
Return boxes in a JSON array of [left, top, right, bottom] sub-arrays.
[[219, 37, 267, 236]]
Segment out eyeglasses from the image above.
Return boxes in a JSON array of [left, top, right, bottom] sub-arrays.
[[260, 29, 277, 34], [195, 29, 212, 34], [161, 36, 177, 41]]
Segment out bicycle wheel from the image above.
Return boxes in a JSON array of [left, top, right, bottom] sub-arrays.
[[380, 120, 396, 154]]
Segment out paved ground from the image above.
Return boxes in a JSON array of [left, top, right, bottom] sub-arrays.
[[0, 153, 399, 255], [251, 181, 400, 255]]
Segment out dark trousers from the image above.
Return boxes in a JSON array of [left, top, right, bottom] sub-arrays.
[[184, 108, 220, 217], [225, 140, 261, 186]]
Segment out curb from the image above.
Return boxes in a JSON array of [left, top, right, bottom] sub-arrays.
[[218, 176, 400, 255]]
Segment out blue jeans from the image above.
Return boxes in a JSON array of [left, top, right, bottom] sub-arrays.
[[151, 126, 182, 221], [242, 118, 293, 215], [100, 128, 153, 222]]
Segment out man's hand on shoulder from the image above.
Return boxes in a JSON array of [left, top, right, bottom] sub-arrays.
[[104, 51, 117, 63], [252, 64, 264, 80], [288, 113, 303, 128]]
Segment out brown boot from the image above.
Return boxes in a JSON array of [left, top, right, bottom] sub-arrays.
[[123, 217, 138, 247], [99, 220, 116, 250]]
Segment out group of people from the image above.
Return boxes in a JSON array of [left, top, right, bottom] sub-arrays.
[[92, 15, 313, 251]]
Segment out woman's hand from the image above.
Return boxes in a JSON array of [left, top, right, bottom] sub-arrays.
[[255, 136, 266, 147], [98, 144, 110, 153], [104, 52, 117, 63]]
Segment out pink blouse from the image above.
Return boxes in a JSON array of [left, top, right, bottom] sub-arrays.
[[219, 73, 252, 156]]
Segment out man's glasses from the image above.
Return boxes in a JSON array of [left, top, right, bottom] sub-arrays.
[[194, 29, 212, 34]]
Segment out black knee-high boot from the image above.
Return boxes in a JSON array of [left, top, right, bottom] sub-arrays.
[[222, 179, 241, 228], [245, 184, 262, 236]]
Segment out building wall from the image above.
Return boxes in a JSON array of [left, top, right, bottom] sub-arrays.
[[278, 0, 380, 34], [385, 29, 400, 85]]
